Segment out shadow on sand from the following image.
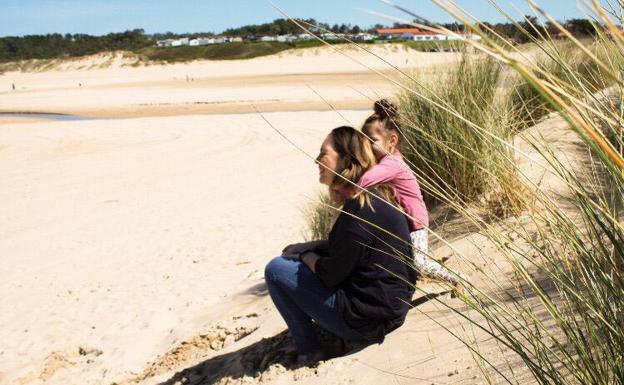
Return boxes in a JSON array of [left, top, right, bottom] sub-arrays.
[[156, 291, 447, 385]]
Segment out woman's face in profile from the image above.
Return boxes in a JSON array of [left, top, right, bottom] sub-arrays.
[[316, 135, 340, 186]]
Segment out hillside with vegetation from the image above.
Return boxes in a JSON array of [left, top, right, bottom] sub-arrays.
[[0, 17, 600, 64]]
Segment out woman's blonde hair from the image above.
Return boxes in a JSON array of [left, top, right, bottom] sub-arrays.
[[327, 125, 397, 208], [328, 126, 375, 191]]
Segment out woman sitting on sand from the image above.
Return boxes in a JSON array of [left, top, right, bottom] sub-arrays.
[[264, 125, 417, 365]]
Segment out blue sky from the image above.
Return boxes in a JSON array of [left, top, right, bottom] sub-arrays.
[[0, 0, 596, 37]]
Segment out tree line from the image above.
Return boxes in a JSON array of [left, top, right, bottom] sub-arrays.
[[0, 29, 151, 62], [0, 18, 600, 63]]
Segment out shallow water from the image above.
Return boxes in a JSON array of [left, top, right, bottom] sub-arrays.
[[0, 112, 88, 121]]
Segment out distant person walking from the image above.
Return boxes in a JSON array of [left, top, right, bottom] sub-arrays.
[[12, 83, 15, 91]]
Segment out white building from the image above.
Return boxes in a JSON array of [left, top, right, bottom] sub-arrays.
[[411, 33, 482, 41], [355, 32, 376, 41], [156, 35, 248, 48], [156, 39, 175, 47], [260, 36, 277, 42], [276, 34, 297, 42], [170, 37, 189, 47]]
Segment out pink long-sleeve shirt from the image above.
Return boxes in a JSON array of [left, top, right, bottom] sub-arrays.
[[358, 152, 428, 231]]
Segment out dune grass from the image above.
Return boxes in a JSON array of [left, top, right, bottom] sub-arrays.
[[135, 42, 296, 62], [508, 40, 616, 131], [135, 40, 374, 63], [399, 52, 526, 216], [304, 49, 528, 238], [401, 39, 465, 52], [301, 192, 335, 241], [300, 2, 624, 383], [381, 3, 624, 384]]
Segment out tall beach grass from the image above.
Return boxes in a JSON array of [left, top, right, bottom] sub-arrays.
[[399, 51, 526, 217], [299, 2, 624, 383], [382, 2, 624, 384]]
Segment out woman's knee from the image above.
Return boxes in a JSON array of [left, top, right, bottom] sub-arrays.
[[264, 256, 293, 283]]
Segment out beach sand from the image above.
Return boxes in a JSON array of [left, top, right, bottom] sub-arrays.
[[0, 44, 459, 119], [0, 44, 565, 385]]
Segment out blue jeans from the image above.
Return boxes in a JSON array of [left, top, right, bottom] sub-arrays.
[[264, 256, 365, 355]]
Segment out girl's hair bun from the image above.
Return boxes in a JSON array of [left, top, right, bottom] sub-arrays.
[[373, 99, 399, 118]]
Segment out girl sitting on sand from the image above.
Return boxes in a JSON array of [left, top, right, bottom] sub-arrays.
[[354, 99, 461, 289]]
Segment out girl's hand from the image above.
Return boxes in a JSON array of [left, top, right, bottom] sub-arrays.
[[282, 242, 308, 256], [329, 187, 345, 203], [300, 251, 320, 273], [282, 240, 329, 256]]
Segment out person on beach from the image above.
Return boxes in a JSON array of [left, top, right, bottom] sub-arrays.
[[265, 126, 416, 365], [356, 99, 461, 289]]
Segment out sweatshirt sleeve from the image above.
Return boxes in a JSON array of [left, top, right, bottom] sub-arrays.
[[314, 204, 373, 287], [358, 157, 398, 189]]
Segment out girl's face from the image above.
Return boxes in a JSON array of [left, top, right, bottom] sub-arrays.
[[315, 134, 341, 186], [365, 121, 397, 160]]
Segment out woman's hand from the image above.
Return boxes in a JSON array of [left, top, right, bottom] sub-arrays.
[[281, 240, 328, 256], [300, 251, 320, 273]]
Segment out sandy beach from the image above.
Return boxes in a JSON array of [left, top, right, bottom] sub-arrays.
[[0, 43, 564, 385], [0, 45, 459, 119]]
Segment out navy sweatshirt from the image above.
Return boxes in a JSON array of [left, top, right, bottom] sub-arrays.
[[314, 190, 417, 342]]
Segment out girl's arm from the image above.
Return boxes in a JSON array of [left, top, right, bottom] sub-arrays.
[[359, 158, 399, 189]]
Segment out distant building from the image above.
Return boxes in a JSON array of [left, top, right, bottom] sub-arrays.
[[298, 33, 314, 40], [189, 37, 217, 46], [170, 37, 189, 47], [276, 34, 297, 42], [260, 36, 277, 42], [377, 27, 480, 41], [411, 33, 481, 41], [355, 32, 376, 41], [321, 32, 338, 40], [156, 35, 240, 48], [156, 39, 176, 47], [377, 28, 424, 39]]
